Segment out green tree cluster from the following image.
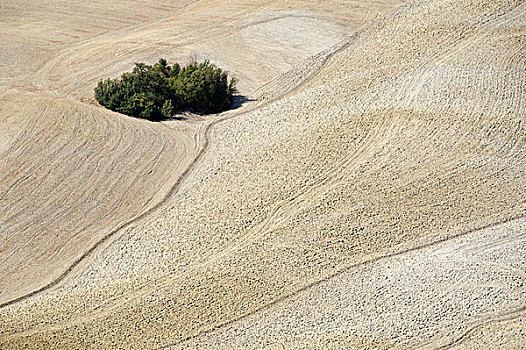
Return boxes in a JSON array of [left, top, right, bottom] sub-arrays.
[[94, 58, 236, 121]]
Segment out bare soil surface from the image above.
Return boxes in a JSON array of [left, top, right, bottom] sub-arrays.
[[168, 217, 526, 349], [1, 0, 392, 308], [1, 0, 525, 349]]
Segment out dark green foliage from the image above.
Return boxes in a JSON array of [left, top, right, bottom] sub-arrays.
[[174, 61, 236, 114], [95, 59, 236, 121]]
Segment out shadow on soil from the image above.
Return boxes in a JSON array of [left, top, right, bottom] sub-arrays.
[[161, 95, 253, 121]]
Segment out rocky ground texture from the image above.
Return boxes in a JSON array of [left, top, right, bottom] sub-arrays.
[[1, 0, 525, 349]]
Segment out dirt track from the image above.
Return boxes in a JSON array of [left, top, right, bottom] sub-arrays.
[[1, 0, 389, 307], [0, 89, 200, 306], [1, 0, 525, 348]]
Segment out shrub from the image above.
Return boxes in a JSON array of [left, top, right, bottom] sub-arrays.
[[95, 59, 236, 121]]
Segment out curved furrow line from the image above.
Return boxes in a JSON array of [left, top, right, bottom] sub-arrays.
[[0, 104, 71, 201], [0, 91, 192, 307], [0, 108, 102, 233], [161, 211, 526, 349], [88, 132, 188, 267], [0, 106, 111, 238], [402, 3, 525, 110], [30, 0, 281, 99]]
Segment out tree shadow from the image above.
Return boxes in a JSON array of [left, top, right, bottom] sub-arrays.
[[157, 113, 193, 122], [150, 95, 253, 122], [231, 94, 254, 110]]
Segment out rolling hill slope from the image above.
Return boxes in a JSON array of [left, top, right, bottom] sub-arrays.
[[1, 0, 525, 348], [1, 0, 397, 308], [0, 89, 199, 305]]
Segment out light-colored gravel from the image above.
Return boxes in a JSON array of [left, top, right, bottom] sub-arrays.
[[169, 218, 526, 349]]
